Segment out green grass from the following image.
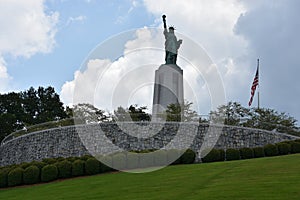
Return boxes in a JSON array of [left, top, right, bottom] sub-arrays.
[[1, 154, 300, 200]]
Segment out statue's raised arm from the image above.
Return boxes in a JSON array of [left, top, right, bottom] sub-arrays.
[[162, 15, 182, 65], [162, 15, 167, 29]]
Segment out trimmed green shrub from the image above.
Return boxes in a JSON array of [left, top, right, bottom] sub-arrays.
[[23, 165, 40, 185], [139, 152, 154, 168], [19, 162, 31, 170], [0, 168, 9, 188], [98, 155, 113, 172], [6, 165, 17, 170], [41, 165, 58, 182], [153, 150, 168, 166], [291, 142, 300, 153], [42, 158, 57, 165], [29, 161, 47, 170], [239, 148, 254, 159], [56, 160, 72, 179], [276, 143, 291, 155], [56, 157, 66, 162], [8, 167, 24, 187], [80, 155, 93, 161], [72, 160, 85, 177], [226, 149, 240, 161], [219, 149, 226, 161], [66, 157, 78, 163], [253, 147, 265, 158], [137, 149, 156, 153], [126, 153, 139, 170], [264, 144, 279, 157], [112, 153, 127, 170], [180, 149, 196, 164], [85, 158, 100, 175], [167, 149, 182, 165], [202, 149, 221, 163]]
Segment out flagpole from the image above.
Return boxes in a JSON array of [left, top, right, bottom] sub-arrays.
[[257, 58, 260, 109]]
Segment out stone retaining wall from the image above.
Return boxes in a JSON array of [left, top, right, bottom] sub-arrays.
[[0, 122, 299, 166]]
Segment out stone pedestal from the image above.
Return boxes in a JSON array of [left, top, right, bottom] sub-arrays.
[[152, 64, 184, 121]]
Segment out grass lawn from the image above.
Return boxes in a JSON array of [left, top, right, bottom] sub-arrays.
[[1, 154, 300, 200]]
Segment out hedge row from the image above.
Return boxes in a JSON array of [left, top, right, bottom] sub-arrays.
[[202, 140, 300, 163], [0, 149, 196, 188], [1, 140, 299, 188]]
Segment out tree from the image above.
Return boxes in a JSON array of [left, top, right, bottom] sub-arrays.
[[210, 101, 251, 126], [246, 108, 298, 134], [0, 113, 18, 141], [65, 106, 74, 118], [113, 106, 130, 122], [0, 86, 68, 140], [113, 105, 151, 122], [21, 87, 39, 125], [209, 101, 299, 136], [73, 103, 107, 124], [36, 86, 67, 123], [0, 92, 24, 140], [128, 105, 150, 121], [165, 101, 198, 122], [166, 103, 182, 122]]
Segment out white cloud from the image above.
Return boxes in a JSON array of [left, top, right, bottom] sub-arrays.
[[0, 0, 58, 58], [61, 0, 248, 114], [0, 58, 12, 92], [0, 0, 58, 92], [61, 28, 163, 109], [60, 0, 251, 115], [60, 27, 226, 116], [142, 0, 250, 100], [143, 0, 247, 59], [115, 0, 141, 24], [61, 0, 300, 123], [141, 0, 300, 122], [66, 15, 87, 25]]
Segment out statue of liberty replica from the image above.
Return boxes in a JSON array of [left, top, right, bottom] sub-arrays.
[[162, 15, 183, 65], [152, 15, 184, 121]]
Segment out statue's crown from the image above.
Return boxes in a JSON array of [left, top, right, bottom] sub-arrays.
[[169, 26, 175, 30]]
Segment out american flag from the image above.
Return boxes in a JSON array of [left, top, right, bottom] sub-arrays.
[[248, 65, 259, 106]]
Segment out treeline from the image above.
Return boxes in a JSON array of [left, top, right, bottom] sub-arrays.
[[0, 87, 69, 141], [1, 86, 299, 141], [210, 102, 299, 136], [73, 101, 300, 136]]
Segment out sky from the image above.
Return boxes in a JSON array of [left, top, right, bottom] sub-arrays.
[[0, 0, 299, 123]]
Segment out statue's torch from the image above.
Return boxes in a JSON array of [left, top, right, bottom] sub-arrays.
[[162, 15, 167, 29]]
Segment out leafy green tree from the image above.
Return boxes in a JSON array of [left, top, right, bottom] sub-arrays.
[[210, 101, 251, 126], [0, 113, 18, 141], [166, 103, 182, 122], [165, 101, 198, 122], [0, 86, 68, 140], [128, 105, 150, 121], [0, 92, 24, 140], [36, 87, 67, 123], [246, 108, 298, 134], [21, 87, 39, 125], [113, 105, 150, 122], [209, 101, 299, 136], [73, 103, 107, 124], [113, 106, 130, 122], [65, 106, 74, 118]]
